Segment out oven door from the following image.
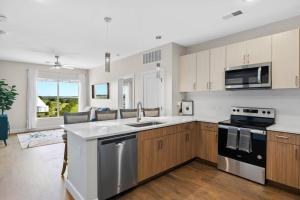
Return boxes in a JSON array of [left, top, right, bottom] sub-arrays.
[[218, 125, 266, 168], [225, 62, 271, 89]]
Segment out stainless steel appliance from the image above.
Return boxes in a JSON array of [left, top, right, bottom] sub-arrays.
[[98, 133, 137, 200], [225, 62, 272, 90], [218, 107, 275, 184]]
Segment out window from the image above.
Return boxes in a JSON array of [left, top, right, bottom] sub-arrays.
[[37, 79, 79, 118]]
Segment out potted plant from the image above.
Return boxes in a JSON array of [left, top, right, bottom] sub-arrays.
[[0, 79, 18, 146]]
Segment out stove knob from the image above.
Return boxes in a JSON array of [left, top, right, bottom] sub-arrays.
[[233, 109, 236, 112], [267, 111, 271, 114], [262, 111, 266, 114], [237, 109, 240, 112]]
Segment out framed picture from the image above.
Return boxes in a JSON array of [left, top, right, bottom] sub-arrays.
[[92, 83, 109, 99]]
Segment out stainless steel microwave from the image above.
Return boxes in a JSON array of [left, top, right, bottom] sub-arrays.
[[225, 62, 272, 90]]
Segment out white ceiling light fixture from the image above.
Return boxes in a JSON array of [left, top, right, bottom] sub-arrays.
[[243, 0, 255, 2], [104, 17, 112, 73]]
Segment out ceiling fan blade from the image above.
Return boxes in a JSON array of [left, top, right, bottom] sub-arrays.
[[62, 65, 75, 70]]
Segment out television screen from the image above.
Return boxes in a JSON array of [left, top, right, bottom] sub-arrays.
[[92, 83, 109, 99]]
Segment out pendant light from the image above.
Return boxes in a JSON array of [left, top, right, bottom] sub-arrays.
[[104, 17, 112, 72]]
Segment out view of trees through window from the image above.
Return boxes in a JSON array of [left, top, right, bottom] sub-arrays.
[[37, 79, 79, 118]]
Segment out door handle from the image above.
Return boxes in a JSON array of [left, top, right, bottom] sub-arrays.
[[115, 141, 125, 146], [257, 67, 262, 84]]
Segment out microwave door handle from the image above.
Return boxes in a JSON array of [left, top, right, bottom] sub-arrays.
[[257, 67, 262, 84]]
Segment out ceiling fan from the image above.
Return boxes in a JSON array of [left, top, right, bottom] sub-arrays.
[[46, 55, 75, 70]]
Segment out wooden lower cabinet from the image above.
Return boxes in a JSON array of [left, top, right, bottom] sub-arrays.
[[196, 122, 218, 163], [138, 123, 196, 182], [267, 131, 300, 189]]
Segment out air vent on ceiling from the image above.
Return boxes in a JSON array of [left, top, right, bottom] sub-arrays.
[[222, 10, 243, 20], [143, 49, 161, 64]]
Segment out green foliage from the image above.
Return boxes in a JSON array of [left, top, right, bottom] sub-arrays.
[[37, 96, 78, 118], [0, 79, 18, 115]]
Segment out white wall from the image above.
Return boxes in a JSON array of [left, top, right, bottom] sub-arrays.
[[185, 89, 300, 124], [0, 60, 88, 133], [89, 42, 186, 115]]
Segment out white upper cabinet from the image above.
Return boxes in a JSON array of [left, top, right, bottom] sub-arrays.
[[272, 29, 300, 89], [246, 36, 272, 64], [226, 42, 246, 67], [196, 50, 210, 91], [226, 36, 272, 67], [210, 46, 226, 91], [179, 54, 197, 92]]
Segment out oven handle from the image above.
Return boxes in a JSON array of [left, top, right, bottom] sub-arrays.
[[218, 125, 266, 135]]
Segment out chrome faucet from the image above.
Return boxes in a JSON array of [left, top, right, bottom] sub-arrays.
[[136, 102, 143, 122]]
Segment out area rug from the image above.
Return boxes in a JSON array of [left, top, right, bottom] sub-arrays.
[[17, 129, 64, 149]]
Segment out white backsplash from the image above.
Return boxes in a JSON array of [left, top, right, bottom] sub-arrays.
[[185, 89, 300, 125]]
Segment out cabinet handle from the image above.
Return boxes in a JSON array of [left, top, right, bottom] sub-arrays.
[[157, 141, 161, 151], [193, 82, 196, 90], [296, 148, 298, 160], [209, 82, 212, 90], [161, 140, 163, 149], [275, 135, 289, 139], [295, 76, 299, 87], [247, 54, 250, 64], [243, 55, 246, 64], [206, 82, 209, 89]]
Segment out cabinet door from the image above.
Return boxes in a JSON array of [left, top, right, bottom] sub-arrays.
[[179, 131, 194, 162], [226, 42, 246, 67], [210, 46, 226, 91], [272, 29, 300, 89], [266, 141, 299, 188], [138, 136, 166, 181], [179, 54, 197, 92], [196, 50, 210, 91], [246, 36, 271, 64], [196, 123, 218, 163]]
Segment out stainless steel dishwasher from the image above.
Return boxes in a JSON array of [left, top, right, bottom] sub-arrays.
[[98, 133, 137, 200]]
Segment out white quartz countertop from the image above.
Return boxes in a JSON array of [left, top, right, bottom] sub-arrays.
[[267, 123, 300, 135], [61, 116, 200, 140]]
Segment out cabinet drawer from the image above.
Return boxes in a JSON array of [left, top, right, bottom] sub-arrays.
[[139, 128, 164, 140], [177, 123, 194, 132], [200, 122, 217, 132], [268, 131, 296, 144], [164, 125, 178, 136]]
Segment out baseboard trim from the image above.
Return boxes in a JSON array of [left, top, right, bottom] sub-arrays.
[[267, 180, 300, 195], [65, 179, 86, 200]]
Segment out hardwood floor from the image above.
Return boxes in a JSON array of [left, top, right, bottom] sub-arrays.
[[1, 134, 299, 200]]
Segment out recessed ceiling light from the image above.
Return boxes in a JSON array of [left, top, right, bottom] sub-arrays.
[[155, 35, 162, 40], [243, 0, 254, 2], [0, 15, 7, 22]]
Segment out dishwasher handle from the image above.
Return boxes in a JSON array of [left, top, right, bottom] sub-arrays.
[[100, 134, 137, 145]]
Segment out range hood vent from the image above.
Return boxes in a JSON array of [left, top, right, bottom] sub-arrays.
[[143, 49, 161, 64]]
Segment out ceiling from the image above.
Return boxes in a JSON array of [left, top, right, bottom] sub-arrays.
[[0, 0, 300, 69]]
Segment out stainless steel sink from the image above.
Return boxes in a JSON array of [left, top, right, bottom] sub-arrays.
[[126, 121, 164, 127]]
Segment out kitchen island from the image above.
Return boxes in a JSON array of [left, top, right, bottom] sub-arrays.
[[62, 116, 201, 200]]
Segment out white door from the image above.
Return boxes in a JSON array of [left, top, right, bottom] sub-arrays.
[[210, 46, 226, 91], [179, 54, 197, 92], [226, 42, 247, 67], [246, 35, 272, 64], [143, 71, 164, 115], [272, 29, 300, 89], [196, 50, 210, 91]]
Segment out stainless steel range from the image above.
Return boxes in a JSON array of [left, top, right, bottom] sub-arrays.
[[218, 107, 275, 184]]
